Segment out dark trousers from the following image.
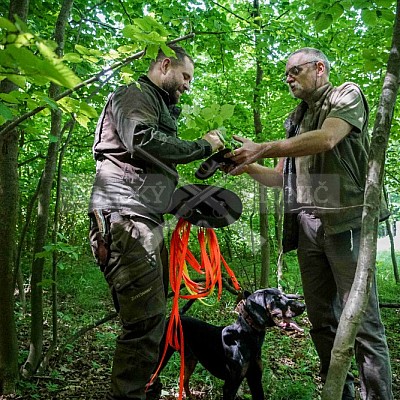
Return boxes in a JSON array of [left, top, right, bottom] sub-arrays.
[[297, 212, 393, 400], [90, 212, 168, 400]]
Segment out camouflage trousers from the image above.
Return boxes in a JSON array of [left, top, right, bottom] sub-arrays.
[[89, 211, 168, 400]]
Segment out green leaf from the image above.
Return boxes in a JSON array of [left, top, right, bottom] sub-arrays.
[[83, 55, 100, 63], [39, 59, 81, 89], [0, 102, 13, 120], [38, 95, 59, 110], [352, 0, 370, 7], [146, 44, 160, 60], [160, 43, 176, 58], [121, 25, 139, 40], [361, 9, 377, 26], [374, 0, 393, 7], [7, 44, 39, 69], [36, 41, 81, 88], [362, 48, 378, 61], [330, 3, 344, 21], [57, 97, 78, 113], [215, 115, 224, 127], [78, 102, 98, 118], [120, 66, 134, 75], [134, 16, 169, 36], [13, 15, 29, 34], [186, 118, 197, 129], [133, 17, 151, 32], [75, 113, 90, 128], [35, 250, 50, 259], [315, 12, 333, 31], [75, 44, 90, 55], [0, 92, 20, 104], [380, 9, 395, 22], [28, 74, 49, 86], [7, 74, 26, 87], [63, 53, 82, 63], [117, 45, 140, 54], [0, 17, 16, 31], [201, 106, 216, 121], [220, 104, 235, 120]]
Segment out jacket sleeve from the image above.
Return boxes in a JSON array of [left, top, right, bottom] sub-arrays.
[[111, 85, 212, 164]]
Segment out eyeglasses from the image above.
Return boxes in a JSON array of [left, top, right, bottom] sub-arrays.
[[284, 60, 318, 81]]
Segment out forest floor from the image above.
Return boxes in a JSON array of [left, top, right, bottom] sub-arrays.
[[2, 303, 399, 400], [2, 249, 399, 400]]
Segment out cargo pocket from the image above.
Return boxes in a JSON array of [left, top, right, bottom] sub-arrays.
[[109, 258, 165, 325]]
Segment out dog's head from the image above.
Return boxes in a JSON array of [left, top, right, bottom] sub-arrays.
[[236, 288, 305, 332]]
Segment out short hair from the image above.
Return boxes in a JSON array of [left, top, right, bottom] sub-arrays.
[[289, 47, 331, 75], [149, 45, 194, 70]]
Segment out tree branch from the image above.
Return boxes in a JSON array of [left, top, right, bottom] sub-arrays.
[[210, 0, 250, 24], [0, 33, 195, 139]]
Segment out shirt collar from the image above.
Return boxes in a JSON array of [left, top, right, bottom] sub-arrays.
[[139, 75, 181, 117], [307, 82, 332, 109]]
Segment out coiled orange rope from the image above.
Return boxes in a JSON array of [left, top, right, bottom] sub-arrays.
[[149, 218, 240, 399]]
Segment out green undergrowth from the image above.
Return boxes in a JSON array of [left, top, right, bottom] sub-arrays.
[[9, 250, 399, 399]]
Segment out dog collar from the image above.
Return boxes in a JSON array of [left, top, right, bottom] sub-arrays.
[[235, 300, 266, 332]]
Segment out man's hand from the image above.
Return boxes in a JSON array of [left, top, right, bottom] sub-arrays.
[[202, 129, 225, 152], [224, 135, 265, 174]]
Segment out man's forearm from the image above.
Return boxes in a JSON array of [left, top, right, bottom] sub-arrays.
[[260, 117, 352, 158], [246, 164, 283, 187], [260, 129, 335, 158]]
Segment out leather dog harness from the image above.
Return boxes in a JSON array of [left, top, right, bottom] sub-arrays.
[[235, 299, 266, 332]]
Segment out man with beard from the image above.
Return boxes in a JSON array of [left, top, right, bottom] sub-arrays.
[[226, 47, 393, 399], [88, 45, 223, 400]]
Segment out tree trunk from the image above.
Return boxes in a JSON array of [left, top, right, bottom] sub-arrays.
[[252, 0, 269, 288], [22, 0, 74, 377], [0, 97, 20, 397], [259, 184, 269, 287], [321, 1, 400, 397], [14, 173, 43, 313], [274, 186, 284, 290], [39, 120, 75, 373], [385, 218, 399, 283], [0, 0, 30, 395]]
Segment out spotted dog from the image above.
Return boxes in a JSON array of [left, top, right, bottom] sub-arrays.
[[148, 288, 305, 400]]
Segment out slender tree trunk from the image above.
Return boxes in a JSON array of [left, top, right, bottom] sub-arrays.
[[0, 0, 30, 395], [14, 173, 43, 313], [274, 186, 284, 290], [0, 93, 20, 396], [22, 0, 74, 377], [39, 120, 75, 373], [322, 1, 400, 397], [385, 218, 399, 283], [259, 184, 269, 287], [252, 0, 269, 288]]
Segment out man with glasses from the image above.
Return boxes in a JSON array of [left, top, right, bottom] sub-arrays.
[[226, 47, 393, 400]]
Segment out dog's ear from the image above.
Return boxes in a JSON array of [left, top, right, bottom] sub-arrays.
[[243, 290, 251, 299], [235, 290, 251, 305]]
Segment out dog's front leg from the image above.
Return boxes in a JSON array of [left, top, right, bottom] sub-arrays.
[[222, 373, 244, 400], [183, 356, 197, 399], [245, 359, 264, 400]]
